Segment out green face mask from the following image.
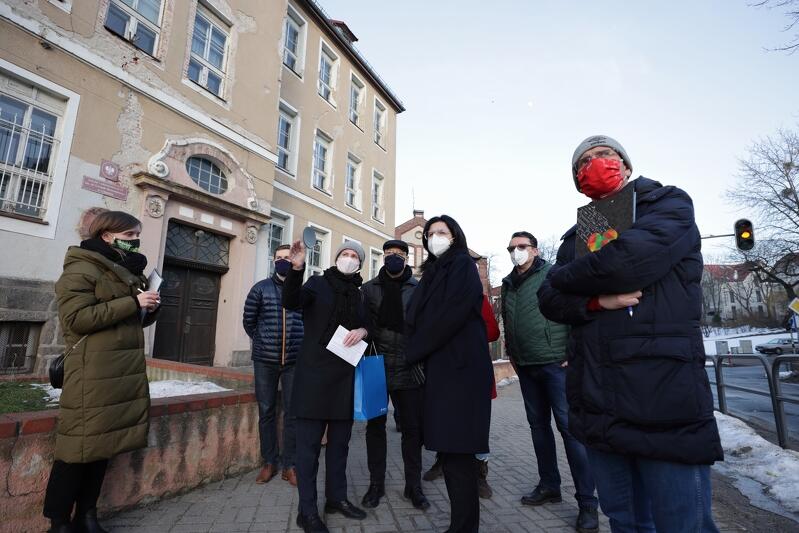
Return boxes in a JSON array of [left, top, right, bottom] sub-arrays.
[[113, 238, 140, 253]]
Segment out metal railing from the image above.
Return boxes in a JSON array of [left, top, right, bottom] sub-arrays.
[[706, 353, 799, 448]]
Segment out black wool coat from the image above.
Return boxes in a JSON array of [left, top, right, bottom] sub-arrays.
[[538, 177, 723, 465], [282, 267, 371, 420], [405, 248, 493, 454]]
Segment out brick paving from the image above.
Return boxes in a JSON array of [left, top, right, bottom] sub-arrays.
[[107, 382, 796, 532]]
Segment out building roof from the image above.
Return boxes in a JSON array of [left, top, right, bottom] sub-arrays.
[[297, 0, 405, 113], [704, 264, 753, 282]]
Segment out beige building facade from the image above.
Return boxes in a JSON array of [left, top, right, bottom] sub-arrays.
[[0, 0, 402, 371]]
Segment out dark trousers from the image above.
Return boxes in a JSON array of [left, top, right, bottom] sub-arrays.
[[517, 362, 598, 508], [441, 453, 479, 533], [43, 459, 108, 521], [254, 360, 296, 467], [365, 387, 423, 489], [295, 418, 354, 516]]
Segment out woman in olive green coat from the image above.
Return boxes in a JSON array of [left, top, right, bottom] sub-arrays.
[[43, 211, 160, 533]]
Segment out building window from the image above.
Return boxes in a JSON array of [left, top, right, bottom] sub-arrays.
[[312, 131, 332, 194], [186, 156, 227, 194], [758, 305, 765, 317], [370, 249, 383, 280], [756, 290, 763, 303], [374, 99, 386, 147], [349, 75, 364, 127], [0, 78, 65, 220], [276, 103, 298, 175], [0, 321, 40, 374], [188, 8, 229, 98], [408, 246, 416, 267], [371, 171, 384, 222], [306, 227, 329, 278], [318, 43, 338, 104], [345, 155, 361, 209], [104, 0, 162, 56], [283, 7, 306, 75], [266, 218, 285, 276]]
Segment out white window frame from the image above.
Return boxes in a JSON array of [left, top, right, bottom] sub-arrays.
[[317, 40, 339, 107], [256, 207, 293, 282], [311, 130, 333, 195], [187, 6, 230, 99], [345, 153, 362, 211], [276, 100, 300, 177], [0, 59, 79, 240], [282, 4, 307, 78], [104, 0, 163, 57], [349, 72, 364, 128], [371, 170, 385, 224], [373, 98, 387, 149], [369, 247, 383, 280], [305, 222, 331, 279]]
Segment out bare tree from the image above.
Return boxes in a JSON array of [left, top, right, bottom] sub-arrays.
[[536, 235, 561, 265], [751, 0, 799, 53], [726, 127, 799, 301]]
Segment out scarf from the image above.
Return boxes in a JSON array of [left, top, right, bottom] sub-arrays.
[[80, 238, 147, 276], [378, 265, 412, 333], [321, 266, 363, 346], [509, 256, 544, 289]]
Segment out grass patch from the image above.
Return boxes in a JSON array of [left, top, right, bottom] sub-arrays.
[[0, 382, 54, 414]]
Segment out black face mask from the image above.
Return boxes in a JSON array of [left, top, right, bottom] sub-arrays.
[[274, 258, 291, 276], [113, 238, 140, 253], [384, 254, 406, 275]]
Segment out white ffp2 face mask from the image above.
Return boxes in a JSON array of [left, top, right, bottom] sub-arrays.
[[428, 234, 452, 257], [511, 248, 530, 266], [336, 256, 360, 274]]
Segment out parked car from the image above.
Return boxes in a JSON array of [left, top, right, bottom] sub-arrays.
[[754, 338, 798, 355]]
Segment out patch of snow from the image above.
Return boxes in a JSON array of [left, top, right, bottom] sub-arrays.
[[714, 411, 799, 519], [703, 329, 796, 355], [32, 380, 231, 404], [496, 376, 519, 388], [492, 358, 510, 365]]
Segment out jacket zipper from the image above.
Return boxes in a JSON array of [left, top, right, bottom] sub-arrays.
[[281, 308, 286, 366]]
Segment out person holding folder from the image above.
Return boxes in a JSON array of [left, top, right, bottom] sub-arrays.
[[283, 239, 372, 533]]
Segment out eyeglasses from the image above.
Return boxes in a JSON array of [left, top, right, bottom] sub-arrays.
[[576, 149, 619, 171], [384, 251, 407, 259], [426, 230, 451, 239], [507, 244, 536, 253]]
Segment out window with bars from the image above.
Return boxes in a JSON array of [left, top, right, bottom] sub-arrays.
[[0, 77, 64, 220], [345, 155, 360, 209], [0, 322, 40, 373], [104, 0, 162, 56], [283, 9, 305, 74], [188, 9, 229, 98], [186, 156, 228, 194], [312, 132, 331, 193], [165, 221, 230, 267]]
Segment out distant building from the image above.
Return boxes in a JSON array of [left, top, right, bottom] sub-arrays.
[[702, 263, 786, 324]]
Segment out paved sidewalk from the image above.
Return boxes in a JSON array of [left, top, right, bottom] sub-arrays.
[[107, 382, 797, 533]]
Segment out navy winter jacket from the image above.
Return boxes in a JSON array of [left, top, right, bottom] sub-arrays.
[[242, 275, 303, 365], [538, 177, 723, 465]]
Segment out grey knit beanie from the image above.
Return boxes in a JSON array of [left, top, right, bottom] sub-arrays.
[[335, 240, 365, 265], [571, 135, 632, 191]]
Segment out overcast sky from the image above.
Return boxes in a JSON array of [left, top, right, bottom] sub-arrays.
[[320, 0, 799, 285]]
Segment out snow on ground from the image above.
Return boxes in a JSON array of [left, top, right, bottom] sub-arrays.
[[496, 376, 519, 388], [702, 327, 796, 355], [715, 411, 799, 519], [33, 380, 230, 404]]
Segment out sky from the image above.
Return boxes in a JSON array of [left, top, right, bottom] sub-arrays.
[[320, 0, 799, 285]]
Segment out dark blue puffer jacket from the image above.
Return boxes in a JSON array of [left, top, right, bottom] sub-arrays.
[[243, 275, 303, 365], [538, 177, 723, 465]]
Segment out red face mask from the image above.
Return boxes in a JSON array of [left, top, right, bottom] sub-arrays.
[[577, 158, 626, 200]]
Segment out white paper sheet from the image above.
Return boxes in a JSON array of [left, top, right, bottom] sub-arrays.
[[147, 269, 163, 292], [326, 326, 366, 367]]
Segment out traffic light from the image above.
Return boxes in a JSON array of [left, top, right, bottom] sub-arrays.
[[734, 219, 755, 251]]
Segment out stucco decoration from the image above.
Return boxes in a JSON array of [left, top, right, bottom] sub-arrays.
[[146, 196, 166, 218], [245, 226, 258, 244], [147, 138, 266, 213]]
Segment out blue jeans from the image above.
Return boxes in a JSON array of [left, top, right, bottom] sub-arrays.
[[517, 362, 597, 508], [253, 361, 295, 468], [586, 448, 719, 533]]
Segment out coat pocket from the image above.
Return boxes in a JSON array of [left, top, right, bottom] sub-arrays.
[[608, 336, 700, 425]]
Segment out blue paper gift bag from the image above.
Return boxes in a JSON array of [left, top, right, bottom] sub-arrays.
[[353, 355, 388, 421]]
